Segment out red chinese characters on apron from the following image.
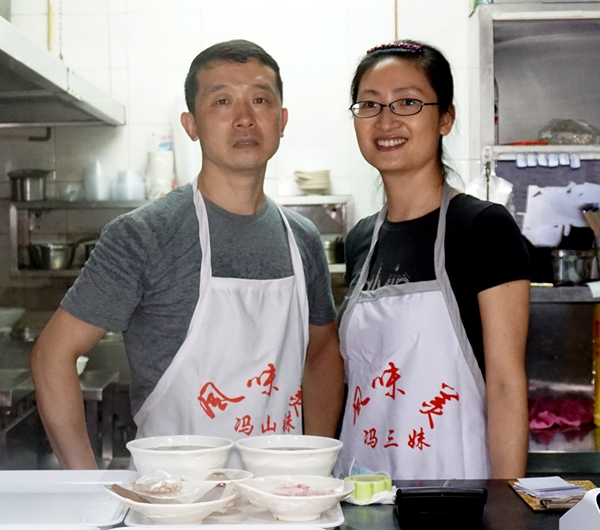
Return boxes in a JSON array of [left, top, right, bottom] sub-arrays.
[[335, 184, 491, 480], [134, 183, 309, 465]]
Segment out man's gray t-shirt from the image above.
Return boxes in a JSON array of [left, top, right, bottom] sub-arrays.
[[62, 184, 336, 415]]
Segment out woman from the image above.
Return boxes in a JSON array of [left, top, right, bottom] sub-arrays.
[[336, 40, 530, 480]]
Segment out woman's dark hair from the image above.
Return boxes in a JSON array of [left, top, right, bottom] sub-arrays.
[[184, 39, 283, 113], [350, 39, 455, 177]]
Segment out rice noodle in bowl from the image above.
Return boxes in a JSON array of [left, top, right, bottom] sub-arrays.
[[127, 435, 234, 479], [235, 434, 343, 477], [233, 475, 353, 522]]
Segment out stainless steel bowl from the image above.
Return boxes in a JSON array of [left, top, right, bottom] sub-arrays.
[[27, 243, 75, 270], [9, 169, 51, 202]]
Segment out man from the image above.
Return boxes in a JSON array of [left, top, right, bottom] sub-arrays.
[[30, 40, 344, 469]]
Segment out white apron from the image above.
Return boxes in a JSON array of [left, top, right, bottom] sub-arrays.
[[335, 184, 491, 480], [134, 184, 309, 465]]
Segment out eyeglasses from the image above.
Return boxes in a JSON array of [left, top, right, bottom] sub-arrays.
[[350, 98, 439, 118]]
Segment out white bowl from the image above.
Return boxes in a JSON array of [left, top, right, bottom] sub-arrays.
[[76, 356, 88, 376], [127, 435, 234, 479], [104, 482, 236, 525], [233, 475, 353, 522], [235, 435, 343, 477], [181, 468, 253, 484]]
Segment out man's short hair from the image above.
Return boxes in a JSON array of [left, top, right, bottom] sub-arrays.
[[184, 39, 283, 113]]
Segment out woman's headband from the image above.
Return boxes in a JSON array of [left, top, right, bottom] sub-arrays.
[[366, 41, 423, 55]]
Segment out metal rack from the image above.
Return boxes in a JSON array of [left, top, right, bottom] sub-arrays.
[[9, 200, 147, 278]]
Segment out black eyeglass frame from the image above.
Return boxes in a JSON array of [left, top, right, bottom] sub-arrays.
[[349, 98, 439, 118]]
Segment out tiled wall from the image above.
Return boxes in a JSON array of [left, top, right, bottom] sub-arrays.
[[0, 0, 473, 292]]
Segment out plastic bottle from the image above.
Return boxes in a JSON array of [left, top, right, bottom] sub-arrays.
[[111, 170, 146, 201], [84, 160, 111, 201]]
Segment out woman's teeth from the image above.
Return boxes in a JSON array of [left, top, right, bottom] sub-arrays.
[[377, 138, 406, 147]]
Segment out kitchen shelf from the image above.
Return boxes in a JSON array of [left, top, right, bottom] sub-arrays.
[[531, 286, 599, 303], [11, 200, 148, 210], [9, 200, 148, 279], [471, 4, 600, 163], [11, 268, 82, 279], [493, 145, 600, 161]]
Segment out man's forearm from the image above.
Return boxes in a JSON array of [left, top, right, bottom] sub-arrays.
[[302, 323, 345, 437], [30, 347, 98, 469]]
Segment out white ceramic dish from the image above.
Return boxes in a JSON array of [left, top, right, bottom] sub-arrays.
[[105, 482, 237, 525], [181, 468, 253, 484], [127, 435, 234, 479], [76, 355, 89, 375], [0, 474, 131, 526], [122, 494, 344, 527], [235, 435, 343, 477], [233, 475, 353, 522]]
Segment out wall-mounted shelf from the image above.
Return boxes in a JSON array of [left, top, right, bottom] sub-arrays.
[[494, 145, 600, 161], [11, 200, 148, 211], [470, 4, 600, 164], [9, 200, 146, 279], [12, 269, 81, 279]]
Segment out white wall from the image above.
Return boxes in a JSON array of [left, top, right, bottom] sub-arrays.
[[0, 0, 473, 292]]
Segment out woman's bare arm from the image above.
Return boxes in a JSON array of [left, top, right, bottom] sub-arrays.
[[479, 279, 530, 479]]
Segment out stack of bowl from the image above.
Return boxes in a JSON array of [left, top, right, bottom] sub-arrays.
[[294, 170, 331, 195]]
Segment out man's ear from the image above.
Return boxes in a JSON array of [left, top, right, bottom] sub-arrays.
[[181, 112, 198, 141], [280, 108, 289, 138]]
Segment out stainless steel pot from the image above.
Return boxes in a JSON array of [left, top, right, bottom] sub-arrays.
[[551, 249, 595, 286], [9, 169, 51, 202], [322, 238, 344, 264], [27, 243, 75, 270], [82, 240, 98, 261]]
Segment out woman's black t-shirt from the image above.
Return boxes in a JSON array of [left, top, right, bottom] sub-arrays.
[[340, 193, 530, 377]]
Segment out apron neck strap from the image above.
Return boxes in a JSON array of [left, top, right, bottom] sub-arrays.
[[193, 179, 212, 278], [433, 181, 452, 281]]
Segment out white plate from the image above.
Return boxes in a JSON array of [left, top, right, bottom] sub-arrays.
[[0, 526, 99, 530], [0, 470, 137, 526], [122, 496, 344, 528]]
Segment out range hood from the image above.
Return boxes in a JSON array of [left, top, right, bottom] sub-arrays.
[[0, 16, 125, 128]]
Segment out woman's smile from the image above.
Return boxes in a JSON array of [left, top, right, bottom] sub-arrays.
[[375, 136, 408, 150]]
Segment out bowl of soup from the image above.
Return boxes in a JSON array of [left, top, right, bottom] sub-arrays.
[[233, 475, 353, 521], [235, 435, 343, 477], [127, 435, 234, 479]]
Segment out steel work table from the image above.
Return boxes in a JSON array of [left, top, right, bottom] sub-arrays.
[[0, 369, 36, 467], [340, 479, 598, 530], [0, 369, 119, 467], [77, 370, 120, 464]]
